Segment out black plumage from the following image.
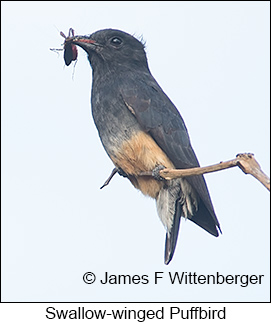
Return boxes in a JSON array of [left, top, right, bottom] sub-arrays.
[[66, 29, 221, 264]]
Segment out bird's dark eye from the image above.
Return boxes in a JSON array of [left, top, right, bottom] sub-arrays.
[[110, 37, 123, 46]]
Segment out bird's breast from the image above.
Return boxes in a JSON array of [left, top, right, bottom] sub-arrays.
[[91, 95, 174, 198]]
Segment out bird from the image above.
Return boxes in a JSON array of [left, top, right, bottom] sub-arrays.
[[64, 29, 221, 264]]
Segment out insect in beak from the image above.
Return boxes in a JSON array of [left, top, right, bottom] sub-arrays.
[[60, 28, 78, 66]]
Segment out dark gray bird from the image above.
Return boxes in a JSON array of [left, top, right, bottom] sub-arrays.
[[65, 29, 221, 264]]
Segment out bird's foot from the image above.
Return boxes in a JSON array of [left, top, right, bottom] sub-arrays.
[[117, 168, 128, 178], [152, 165, 166, 181]]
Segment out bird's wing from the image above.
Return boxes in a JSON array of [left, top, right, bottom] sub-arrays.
[[119, 72, 220, 232], [120, 73, 198, 169]]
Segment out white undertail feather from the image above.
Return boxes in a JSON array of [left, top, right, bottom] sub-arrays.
[[156, 178, 198, 232], [179, 179, 198, 219]]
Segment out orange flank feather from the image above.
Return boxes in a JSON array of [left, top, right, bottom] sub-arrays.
[[110, 130, 174, 198]]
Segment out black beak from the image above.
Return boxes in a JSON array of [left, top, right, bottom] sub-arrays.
[[66, 36, 101, 53]]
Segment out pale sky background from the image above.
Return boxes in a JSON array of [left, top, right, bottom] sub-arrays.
[[2, 1, 270, 303]]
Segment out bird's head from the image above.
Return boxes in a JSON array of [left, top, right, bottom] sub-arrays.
[[65, 29, 149, 72]]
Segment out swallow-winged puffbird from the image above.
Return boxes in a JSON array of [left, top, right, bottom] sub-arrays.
[[65, 29, 221, 264]]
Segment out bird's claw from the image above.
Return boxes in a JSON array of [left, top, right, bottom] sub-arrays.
[[152, 165, 166, 181], [117, 168, 128, 178]]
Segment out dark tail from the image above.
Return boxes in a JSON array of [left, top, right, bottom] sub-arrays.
[[189, 199, 221, 237], [160, 176, 221, 265], [164, 194, 221, 265], [164, 199, 182, 265]]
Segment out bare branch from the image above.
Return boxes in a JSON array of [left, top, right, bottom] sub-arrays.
[[139, 159, 238, 178], [100, 168, 118, 189], [140, 153, 270, 191], [162, 153, 270, 191], [101, 153, 270, 191], [235, 153, 270, 191]]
